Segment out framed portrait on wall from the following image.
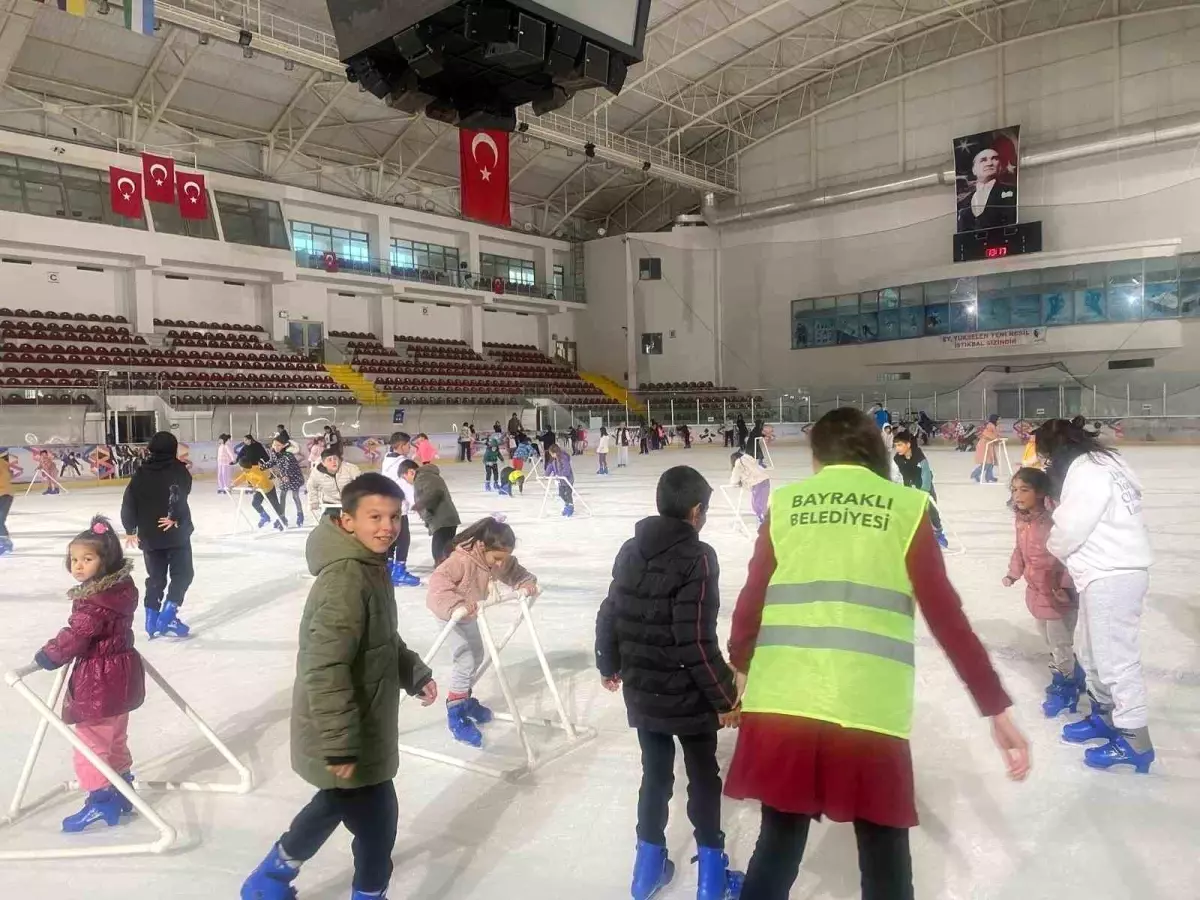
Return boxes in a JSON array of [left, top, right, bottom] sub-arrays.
[[954, 127, 1020, 234]]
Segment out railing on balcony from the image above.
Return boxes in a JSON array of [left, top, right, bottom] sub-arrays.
[[295, 252, 586, 303]]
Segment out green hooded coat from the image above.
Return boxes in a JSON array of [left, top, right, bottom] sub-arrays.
[[292, 517, 432, 790]]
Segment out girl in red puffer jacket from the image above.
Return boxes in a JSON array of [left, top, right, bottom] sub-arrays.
[[35, 515, 145, 833]]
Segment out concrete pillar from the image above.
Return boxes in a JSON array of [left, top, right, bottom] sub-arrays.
[[269, 283, 292, 342], [379, 295, 396, 348], [463, 230, 482, 276], [130, 267, 155, 335], [623, 238, 638, 389], [369, 211, 388, 268], [462, 304, 484, 354], [537, 314, 551, 356], [536, 244, 553, 290]]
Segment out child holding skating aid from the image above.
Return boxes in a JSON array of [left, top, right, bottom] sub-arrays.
[[426, 517, 538, 747], [512, 434, 535, 471], [729, 448, 771, 524], [242, 474, 437, 900], [596, 426, 614, 475], [268, 436, 306, 527], [234, 459, 287, 531], [1004, 467, 1083, 717], [595, 466, 744, 900], [893, 429, 949, 549], [482, 436, 502, 492], [409, 460, 461, 564], [544, 443, 576, 517], [0, 448, 13, 555], [35, 516, 145, 833], [380, 432, 420, 587]]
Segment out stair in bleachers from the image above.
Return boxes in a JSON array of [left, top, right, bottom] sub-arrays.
[[579, 371, 645, 415], [325, 363, 392, 406]]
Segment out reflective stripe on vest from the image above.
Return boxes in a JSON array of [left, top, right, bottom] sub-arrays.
[[741, 465, 927, 739]]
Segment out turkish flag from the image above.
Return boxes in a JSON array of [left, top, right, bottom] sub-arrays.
[[109, 167, 144, 219], [141, 152, 176, 203], [459, 128, 510, 227], [176, 170, 208, 220]]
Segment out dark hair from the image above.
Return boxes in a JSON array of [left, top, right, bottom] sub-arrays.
[[450, 516, 517, 554], [321, 445, 343, 460], [1069, 415, 1087, 429], [218, 433, 231, 443], [341, 473, 402, 514], [1034, 418, 1111, 462], [1012, 466, 1051, 496], [66, 515, 125, 579], [389, 431, 411, 447], [656, 465, 713, 519], [417, 432, 428, 440], [810, 408, 891, 480], [600, 426, 608, 436], [730, 450, 744, 466], [546, 443, 563, 457], [397, 459, 420, 477], [244, 433, 255, 441]]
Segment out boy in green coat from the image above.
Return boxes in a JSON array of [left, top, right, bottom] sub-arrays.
[[408, 461, 461, 564], [241, 473, 438, 900], [482, 436, 502, 493]]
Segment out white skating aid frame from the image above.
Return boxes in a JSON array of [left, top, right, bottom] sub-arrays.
[[536, 475, 593, 518], [24, 468, 69, 497], [396, 585, 595, 780], [227, 486, 285, 536], [981, 439, 1016, 485], [718, 485, 757, 541], [754, 437, 775, 471], [0, 658, 253, 861]]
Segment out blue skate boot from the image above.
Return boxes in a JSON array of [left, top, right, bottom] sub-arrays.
[[631, 841, 675, 900], [1062, 701, 1118, 744], [296, 511, 304, 528], [695, 846, 745, 900], [484, 480, 493, 492], [155, 601, 191, 638], [145, 607, 161, 639], [462, 695, 493, 725], [350, 891, 388, 900], [61, 787, 128, 833], [935, 530, 949, 550], [241, 843, 301, 900], [1084, 728, 1155, 774], [447, 703, 483, 748], [498, 483, 513, 497], [389, 561, 420, 588], [562, 504, 575, 518], [257, 511, 270, 529], [0, 535, 12, 556], [1041, 668, 1082, 718]]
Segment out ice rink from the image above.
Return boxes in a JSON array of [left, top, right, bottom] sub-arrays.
[[0, 443, 1196, 899]]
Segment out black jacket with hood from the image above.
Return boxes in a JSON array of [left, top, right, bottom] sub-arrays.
[[595, 516, 738, 735], [120, 432, 193, 550]]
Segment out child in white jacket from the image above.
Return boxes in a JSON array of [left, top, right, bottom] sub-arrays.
[[380, 432, 419, 588], [730, 450, 770, 524], [1038, 420, 1154, 773], [596, 427, 614, 475]]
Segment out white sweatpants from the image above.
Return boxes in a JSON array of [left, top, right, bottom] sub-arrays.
[[447, 619, 484, 695], [617, 446, 629, 466], [1076, 570, 1150, 729]]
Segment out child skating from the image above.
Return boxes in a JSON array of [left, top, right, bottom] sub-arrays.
[[35, 516, 145, 833], [483, 436, 502, 492], [596, 466, 744, 900], [306, 448, 362, 520], [410, 460, 461, 564], [426, 517, 537, 747], [1004, 467, 1082, 717], [381, 432, 420, 587], [892, 429, 949, 549], [617, 425, 631, 468], [729, 449, 771, 525], [241, 474, 437, 900], [216, 434, 235, 494], [268, 436, 306, 527], [233, 459, 287, 531], [0, 448, 13, 555], [544, 443, 576, 517], [497, 465, 525, 497], [597, 427, 614, 475]]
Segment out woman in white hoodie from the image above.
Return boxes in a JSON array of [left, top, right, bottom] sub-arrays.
[[1037, 420, 1154, 773]]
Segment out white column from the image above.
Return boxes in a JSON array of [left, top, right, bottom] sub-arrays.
[[537, 314, 551, 356], [379, 295, 396, 349], [623, 238, 638, 389], [462, 304, 484, 354], [130, 267, 155, 335], [269, 283, 292, 342], [369, 211, 388, 269], [536, 244, 553, 291], [464, 230, 482, 276]]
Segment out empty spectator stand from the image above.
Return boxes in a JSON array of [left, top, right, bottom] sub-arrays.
[[634, 381, 756, 418]]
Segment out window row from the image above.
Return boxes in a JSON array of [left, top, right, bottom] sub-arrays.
[[481, 252, 536, 286], [391, 238, 459, 273], [291, 221, 371, 262], [792, 256, 1200, 348], [0, 153, 148, 231], [216, 193, 290, 249]]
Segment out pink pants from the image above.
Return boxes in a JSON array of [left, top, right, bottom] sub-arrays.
[[74, 714, 132, 793], [217, 464, 232, 491]]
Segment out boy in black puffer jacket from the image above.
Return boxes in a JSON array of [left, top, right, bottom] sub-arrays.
[[595, 465, 744, 900]]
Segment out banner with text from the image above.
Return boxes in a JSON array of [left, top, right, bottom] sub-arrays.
[[941, 327, 1047, 352]]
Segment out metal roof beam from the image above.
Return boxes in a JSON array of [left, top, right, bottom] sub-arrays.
[[267, 70, 322, 139], [273, 81, 351, 175], [140, 45, 202, 140], [548, 170, 624, 233], [131, 28, 179, 106]]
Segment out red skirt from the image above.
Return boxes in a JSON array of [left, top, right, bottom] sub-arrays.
[[723, 712, 917, 829]]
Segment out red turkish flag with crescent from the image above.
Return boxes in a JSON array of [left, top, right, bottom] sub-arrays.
[[108, 166, 144, 219], [176, 170, 208, 220], [141, 152, 176, 203], [459, 128, 511, 227]]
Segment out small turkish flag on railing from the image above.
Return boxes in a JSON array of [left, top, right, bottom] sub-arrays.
[[109, 167, 144, 219], [460, 128, 511, 227], [176, 170, 208, 220], [141, 152, 175, 203]]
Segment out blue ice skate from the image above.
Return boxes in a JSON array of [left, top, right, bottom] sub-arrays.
[[350, 891, 388, 900], [1084, 734, 1155, 774], [1062, 709, 1118, 744], [562, 504, 575, 518], [935, 530, 949, 550], [484, 481, 493, 492], [389, 561, 420, 588], [257, 511, 270, 528], [461, 696, 493, 725], [0, 536, 12, 556], [145, 607, 160, 639], [695, 846, 745, 900], [447, 703, 483, 748], [242, 843, 300, 900], [296, 511, 304, 528], [498, 484, 513, 497], [154, 601, 191, 638], [631, 841, 675, 900], [1042, 663, 1085, 718], [62, 787, 129, 833]]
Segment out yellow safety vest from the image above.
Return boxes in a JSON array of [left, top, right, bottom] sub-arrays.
[[741, 464, 928, 739]]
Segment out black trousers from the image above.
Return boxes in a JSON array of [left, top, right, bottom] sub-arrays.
[[251, 488, 283, 518], [558, 481, 574, 506], [0, 493, 12, 537], [741, 805, 913, 900], [279, 781, 398, 894], [458, 441, 472, 462], [724, 431, 735, 447], [431, 526, 457, 565], [636, 729, 724, 849], [142, 543, 194, 612], [388, 515, 411, 565], [927, 488, 943, 533], [484, 463, 499, 485]]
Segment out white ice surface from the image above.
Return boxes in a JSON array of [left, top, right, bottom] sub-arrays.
[[0, 445, 1196, 899]]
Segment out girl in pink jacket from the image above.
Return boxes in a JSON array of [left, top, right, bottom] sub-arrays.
[[1003, 467, 1082, 717], [35, 516, 145, 833], [426, 517, 538, 748]]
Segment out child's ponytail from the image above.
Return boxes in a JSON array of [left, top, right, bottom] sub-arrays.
[[65, 515, 126, 578], [449, 516, 517, 554]]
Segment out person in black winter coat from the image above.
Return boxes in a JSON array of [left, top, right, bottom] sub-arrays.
[[120, 431, 193, 639], [595, 465, 743, 895], [236, 434, 269, 467]]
